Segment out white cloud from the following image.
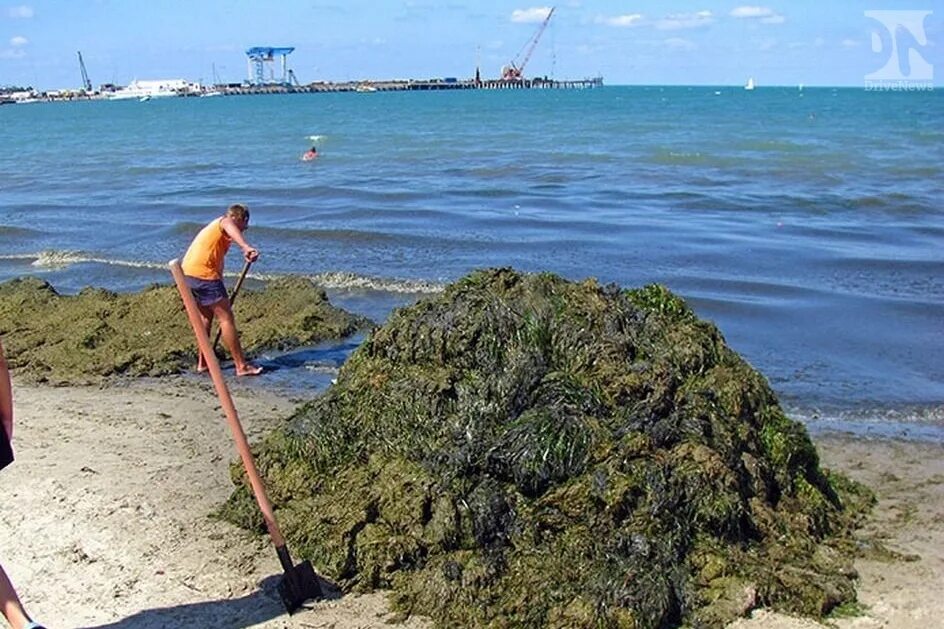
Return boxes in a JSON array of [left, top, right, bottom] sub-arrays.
[[511, 7, 552, 23], [664, 37, 696, 51], [730, 6, 773, 19], [657, 10, 713, 30], [598, 13, 644, 28], [730, 6, 785, 25], [8, 5, 34, 18], [729, 5, 787, 24], [10, 36, 28, 47]]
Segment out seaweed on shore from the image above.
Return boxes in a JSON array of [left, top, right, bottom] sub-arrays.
[[0, 276, 369, 384], [222, 268, 873, 627]]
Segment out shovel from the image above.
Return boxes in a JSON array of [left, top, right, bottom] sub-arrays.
[[169, 258, 322, 613], [212, 258, 252, 353]]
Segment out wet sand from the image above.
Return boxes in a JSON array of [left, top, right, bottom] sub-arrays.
[[1, 378, 940, 628]]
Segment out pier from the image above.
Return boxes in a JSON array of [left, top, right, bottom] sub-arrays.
[[216, 76, 604, 96], [1, 76, 604, 104]]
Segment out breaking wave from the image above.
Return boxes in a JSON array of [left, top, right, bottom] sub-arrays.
[[789, 404, 944, 443], [0, 250, 444, 294], [252, 269, 444, 294], [23, 250, 167, 271], [307, 270, 443, 294]]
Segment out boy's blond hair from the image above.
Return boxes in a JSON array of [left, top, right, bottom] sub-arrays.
[[227, 203, 250, 223]]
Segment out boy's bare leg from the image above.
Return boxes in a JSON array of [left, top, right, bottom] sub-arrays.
[[0, 563, 32, 629], [210, 300, 262, 376], [195, 305, 214, 373]]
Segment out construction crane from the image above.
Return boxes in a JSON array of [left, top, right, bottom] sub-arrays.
[[77, 51, 92, 92], [245, 47, 295, 85], [501, 6, 555, 81]]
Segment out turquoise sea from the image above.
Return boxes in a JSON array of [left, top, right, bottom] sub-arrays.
[[1, 86, 941, 438]]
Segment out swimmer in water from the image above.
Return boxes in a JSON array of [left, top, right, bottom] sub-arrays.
[[302, 146, 318, 161]]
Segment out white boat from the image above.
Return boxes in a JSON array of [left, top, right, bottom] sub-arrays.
[[744, 77, 756, 91], [107, 79, 192, 101]]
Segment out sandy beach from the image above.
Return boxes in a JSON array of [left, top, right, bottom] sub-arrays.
[[1, 377, 940, 629]]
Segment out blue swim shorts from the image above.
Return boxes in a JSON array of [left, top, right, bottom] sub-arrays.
[[184, 275, 228, 307]]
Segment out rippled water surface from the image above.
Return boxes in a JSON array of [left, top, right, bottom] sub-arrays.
[[1, 87, 941, 430]]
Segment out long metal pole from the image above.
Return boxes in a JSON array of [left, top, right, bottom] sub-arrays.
[[169, 258, 286, 549]]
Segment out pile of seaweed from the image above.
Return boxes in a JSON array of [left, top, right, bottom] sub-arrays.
[[223, 268, 872, 627], [0, 276, 368, 384]]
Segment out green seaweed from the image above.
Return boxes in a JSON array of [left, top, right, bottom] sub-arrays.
[[0, 276, 369, 384], [224, 268, 871, 627]]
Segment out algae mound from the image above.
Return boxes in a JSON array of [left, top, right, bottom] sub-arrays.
[[0, 276, 368, 384], [223, 268, 872, 627]]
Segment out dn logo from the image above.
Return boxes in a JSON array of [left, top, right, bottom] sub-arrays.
[[865, 10, 933, 83]]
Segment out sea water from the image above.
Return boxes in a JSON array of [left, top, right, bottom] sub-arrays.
[[1, 87, 941, 438]]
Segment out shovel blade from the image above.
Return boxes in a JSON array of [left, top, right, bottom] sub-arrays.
[[278, 559, 322, 614]]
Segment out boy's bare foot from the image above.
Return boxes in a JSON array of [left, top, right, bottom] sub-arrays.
[[236, 364, 264, 377], [196, 364, 208, 373]]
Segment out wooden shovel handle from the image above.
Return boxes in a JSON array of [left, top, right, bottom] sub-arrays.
[[169, 258, 286, 548], [212, 259, 253, 353]]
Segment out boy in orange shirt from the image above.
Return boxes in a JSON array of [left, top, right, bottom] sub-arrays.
[[181, 204, 262, 376]]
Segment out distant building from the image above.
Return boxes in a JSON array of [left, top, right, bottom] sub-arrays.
[[107, 79, 198, 100], [8, 90, 38, 102]]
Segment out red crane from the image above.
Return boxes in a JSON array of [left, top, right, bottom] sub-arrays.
[[501, 6, 555, 81]]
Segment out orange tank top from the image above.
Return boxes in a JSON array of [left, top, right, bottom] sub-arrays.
[[181, 218, 231, 280]]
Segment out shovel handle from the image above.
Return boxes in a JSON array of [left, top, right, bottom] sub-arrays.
[[212, 259, 253, 353], [169, 258, 286, 548]]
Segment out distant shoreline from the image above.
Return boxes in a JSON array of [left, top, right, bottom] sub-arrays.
[[4, 82, 938, 104], [0, 75, 605, 104]]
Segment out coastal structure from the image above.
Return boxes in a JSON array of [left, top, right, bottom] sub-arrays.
[[0, 89, 42, 103], [245, 46, 296, 86], [77, 51, 92, 92], [215, 75, 603, 95], [2, 13, 602, 104], [106, 79, 200, 100], [0, 74, 603, 104], [500, 6, 555, 81]]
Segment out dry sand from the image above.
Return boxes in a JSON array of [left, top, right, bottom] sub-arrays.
[[0, 377, 940, 628]]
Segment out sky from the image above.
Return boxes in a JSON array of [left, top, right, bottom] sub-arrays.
[[0, 1, 940, 90]]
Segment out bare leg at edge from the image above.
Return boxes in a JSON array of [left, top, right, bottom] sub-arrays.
[[195, 305, 214, 373], [0, 564, 37, 629], [210, 299, 262, 376]]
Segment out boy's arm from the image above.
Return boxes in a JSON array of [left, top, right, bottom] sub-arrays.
[[221, 217, 260, 262], [0, 339, 13, 440]]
